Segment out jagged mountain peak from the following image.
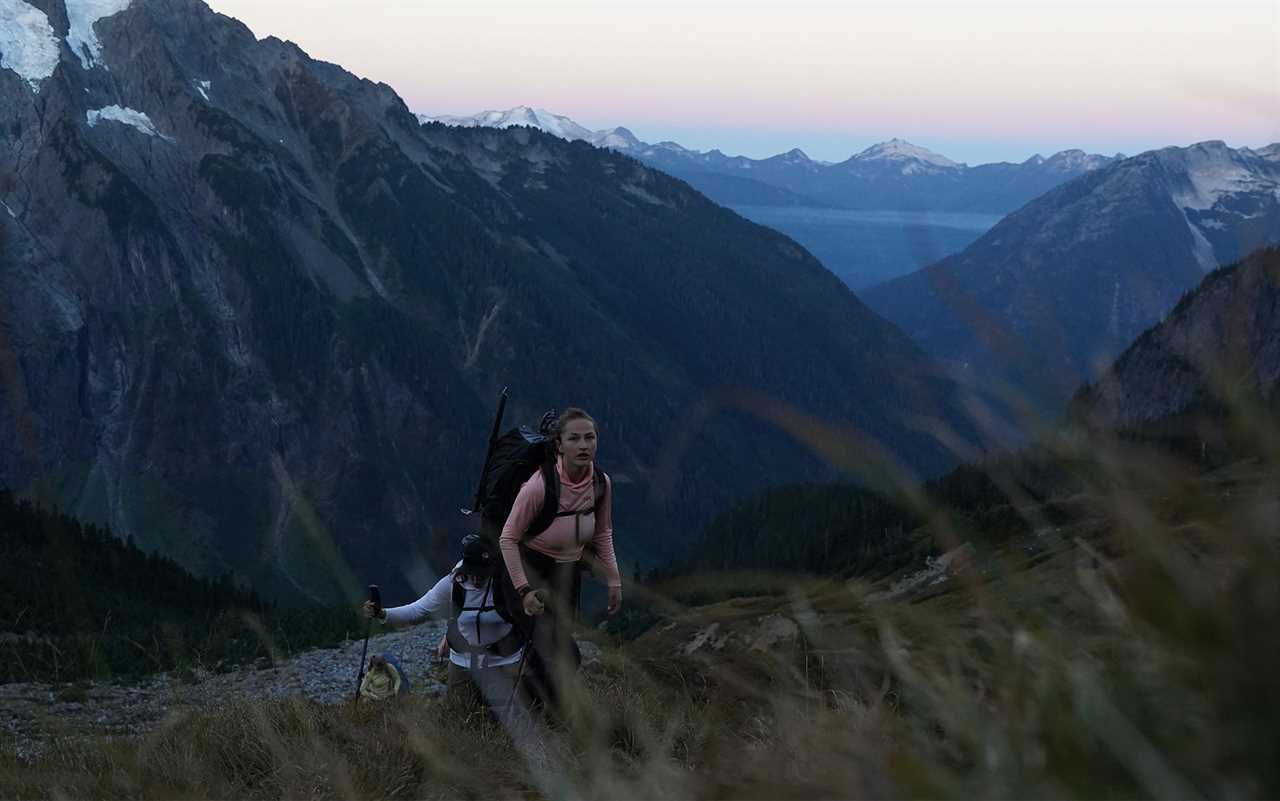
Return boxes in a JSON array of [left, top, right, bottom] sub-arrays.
[[775, 147, 811, 161], [1041, 149, 1117, 172], [594, 126, 642, 150]]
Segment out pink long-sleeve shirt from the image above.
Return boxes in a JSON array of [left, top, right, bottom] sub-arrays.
[[499, 457, 622, 590]]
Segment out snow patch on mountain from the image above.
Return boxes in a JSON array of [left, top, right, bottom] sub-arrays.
[[66, 0, 134, 69], [0, 0, 60, 91], [86, 105, 170, 140], [1171, 145, 1269, 212], [194, 79, 210, 101]]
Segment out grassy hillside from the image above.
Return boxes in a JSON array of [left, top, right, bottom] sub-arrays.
[[5, 409, 1277, 798]]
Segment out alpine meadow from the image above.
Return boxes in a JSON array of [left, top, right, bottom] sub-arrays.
[[1, 1, 1278, 799]]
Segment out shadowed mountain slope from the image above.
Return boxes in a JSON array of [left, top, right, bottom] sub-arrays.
[[1072, 247, 1280, 431]]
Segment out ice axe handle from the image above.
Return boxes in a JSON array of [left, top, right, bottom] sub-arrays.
[[470, 387, 509, 514], [369, 584, 382, 617]]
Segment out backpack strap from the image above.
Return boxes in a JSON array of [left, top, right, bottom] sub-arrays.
[[525, 465, 610, 539], [446, 577, 525, 658], [522, 460, 560, 542], [592, 469, 609, 513], [550, 468, 609, 517]]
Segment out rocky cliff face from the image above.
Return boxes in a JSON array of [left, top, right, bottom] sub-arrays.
[[862, 142, 1280, 412], [1072, 247, 1280, 430], [0, 0, 974, 602]]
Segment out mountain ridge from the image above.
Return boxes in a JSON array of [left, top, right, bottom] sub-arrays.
[[418, 105, 1123, 214], [861, 141, 1280, 414]]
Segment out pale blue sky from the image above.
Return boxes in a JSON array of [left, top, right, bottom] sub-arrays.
[[206, 0, 1279, 164]]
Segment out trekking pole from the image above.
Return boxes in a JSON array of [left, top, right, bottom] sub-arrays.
[[355, 584, 381, 699], [462, 387, 509, 517], [507, 611, 539, 713]]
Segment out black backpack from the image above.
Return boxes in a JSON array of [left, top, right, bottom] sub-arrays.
[[478, 417, 610, 543]]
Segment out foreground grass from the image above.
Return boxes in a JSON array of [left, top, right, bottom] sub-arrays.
[[4, 435, 1278, 798]]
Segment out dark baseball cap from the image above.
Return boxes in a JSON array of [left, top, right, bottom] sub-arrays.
[[460, 534, 497, 576]]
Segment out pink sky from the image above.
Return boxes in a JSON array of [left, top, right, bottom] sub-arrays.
[[205, 0, 1278, 164]]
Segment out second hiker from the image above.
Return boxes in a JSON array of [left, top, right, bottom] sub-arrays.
[[362, 534, 529, 721]]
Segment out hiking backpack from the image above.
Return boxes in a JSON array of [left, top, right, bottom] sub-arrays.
[[477, 413, 610, 544]]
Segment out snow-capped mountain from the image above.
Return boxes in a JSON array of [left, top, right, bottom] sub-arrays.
[[418, 105, 593, 141], [862, 140, 1280, 411], [846, 138, 963, 174], [417, 105, 641, 152]]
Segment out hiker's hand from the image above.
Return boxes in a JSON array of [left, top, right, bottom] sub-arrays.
[[361, 600, 382, 621], [522, 589, 545, 616], [434, 635, 448, 661], [608, 585, 622, 616]]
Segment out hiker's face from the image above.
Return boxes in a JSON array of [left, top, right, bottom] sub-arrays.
[[559, 419, 597, 466]]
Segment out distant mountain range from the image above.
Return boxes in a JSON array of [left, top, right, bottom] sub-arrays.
[[1, 2, 975, 602], [419, 106, 1121, 215], [862, 141, 1280, 413], [421, 106, 1126, 288]]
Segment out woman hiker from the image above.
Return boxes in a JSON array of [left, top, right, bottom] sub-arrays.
[[499, 407, 622, 711], [362, 534, 530, 723]]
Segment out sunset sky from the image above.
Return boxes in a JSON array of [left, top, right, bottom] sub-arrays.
[[205, 0, 1279, 165]]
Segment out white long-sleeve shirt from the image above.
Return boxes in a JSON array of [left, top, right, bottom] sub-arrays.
[[381, 562, 523, 670]]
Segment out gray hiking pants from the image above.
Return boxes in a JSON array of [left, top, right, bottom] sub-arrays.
[[447, 661, 529, 727]]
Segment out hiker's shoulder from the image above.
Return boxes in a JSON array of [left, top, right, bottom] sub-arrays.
[[516, 468, 547, 494], [432, 566, 462, 589]]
